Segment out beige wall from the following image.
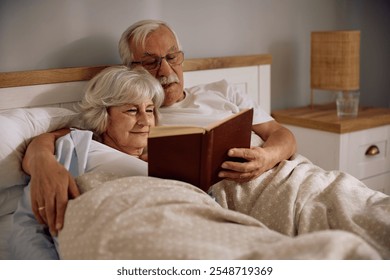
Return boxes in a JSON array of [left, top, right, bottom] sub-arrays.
[[0, 0, 388, 109]]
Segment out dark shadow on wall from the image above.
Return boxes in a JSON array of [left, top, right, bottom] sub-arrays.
[[334, 0, 390, 108], [36, 35, 120, 70], [269, 40, 302, 110]]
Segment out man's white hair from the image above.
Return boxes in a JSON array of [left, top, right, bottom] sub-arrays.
[[118, 19, 182, 66]]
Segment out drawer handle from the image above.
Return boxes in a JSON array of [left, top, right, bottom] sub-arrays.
[[365, 145, 380, 156]]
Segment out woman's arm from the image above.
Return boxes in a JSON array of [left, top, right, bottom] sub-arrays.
[[23, 128, 80, 236]]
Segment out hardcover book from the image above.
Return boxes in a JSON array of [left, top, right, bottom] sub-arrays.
[[147, 108, 253, 192]]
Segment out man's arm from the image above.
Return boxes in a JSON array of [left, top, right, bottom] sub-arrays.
[[218, 120, 296, 182], [23, 128, 80, 236]]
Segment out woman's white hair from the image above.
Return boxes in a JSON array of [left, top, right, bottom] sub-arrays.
[[79, 66, 164, 136], [118, 19, 182, 66]]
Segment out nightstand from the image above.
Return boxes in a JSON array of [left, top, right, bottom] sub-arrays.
[[272, 105, 390, 195]]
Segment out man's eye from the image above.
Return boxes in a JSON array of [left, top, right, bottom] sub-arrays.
[[127, 108, 138, 114], [142, 59, 157, 67], [166, 54, 177, 62]]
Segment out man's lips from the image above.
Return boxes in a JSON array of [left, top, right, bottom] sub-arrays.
[[162, 82, 176, 89]]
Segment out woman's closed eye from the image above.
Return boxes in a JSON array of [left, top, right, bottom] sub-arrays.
[[126, 108, 139, 115], [126, 106, 155, 116], [145, 106, 155, 115]]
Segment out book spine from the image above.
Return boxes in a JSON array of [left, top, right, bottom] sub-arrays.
[[199, 130, 214, 192]]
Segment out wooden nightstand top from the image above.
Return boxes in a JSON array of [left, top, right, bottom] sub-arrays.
[[271, 104, 390, 133]]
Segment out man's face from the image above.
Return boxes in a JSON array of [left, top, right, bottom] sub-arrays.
[[130, 26, 185, 107]]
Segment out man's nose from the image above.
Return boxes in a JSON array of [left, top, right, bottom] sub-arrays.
[[156, 58, 173, 77]]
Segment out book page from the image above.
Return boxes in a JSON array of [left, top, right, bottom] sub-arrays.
[[149, 126, 206, 138], [149, 108, 252, 138], [204, 108, 252, 131]]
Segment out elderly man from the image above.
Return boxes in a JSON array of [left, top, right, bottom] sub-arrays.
[[23, 19, 296, 236]]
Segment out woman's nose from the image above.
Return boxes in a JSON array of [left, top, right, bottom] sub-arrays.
[[136, 112, 150, 126]]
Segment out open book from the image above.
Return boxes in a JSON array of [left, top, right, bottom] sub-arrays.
[[147, 108, 253, 192]]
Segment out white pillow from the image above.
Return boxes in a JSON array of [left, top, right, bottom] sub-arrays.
[[0, 107, 79, 190]]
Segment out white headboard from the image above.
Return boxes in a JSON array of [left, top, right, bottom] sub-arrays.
[[0, 54, 272, 113]]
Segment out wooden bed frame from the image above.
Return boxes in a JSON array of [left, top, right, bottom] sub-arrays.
[[0, 54, 272, 112]]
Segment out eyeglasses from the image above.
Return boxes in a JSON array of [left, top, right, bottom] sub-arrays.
[[131, 51, 184, 71]]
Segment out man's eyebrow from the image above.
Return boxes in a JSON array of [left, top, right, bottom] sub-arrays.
[[143, 52, 154, 57], [143, 46, 178, 57]]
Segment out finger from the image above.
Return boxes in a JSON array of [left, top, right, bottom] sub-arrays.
[[55, 181, 72, 233], [219, 169, 245, 179], [68, 177, 80, 199], [228, 148, 256, 160], [219, 170, 255, 183], [38, 205, 48, 225], [55, 201, 65, 233], [45, 196, 57, 236], [221, 160, 254, 173], [140, 153, 148, 162], [31, 189, 46, 225], [32, 203, 46, 225]]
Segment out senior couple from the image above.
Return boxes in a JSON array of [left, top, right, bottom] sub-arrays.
[[23, 19, 296, 237], [10, 19, 295, 258], [12, 19, 390, 260]]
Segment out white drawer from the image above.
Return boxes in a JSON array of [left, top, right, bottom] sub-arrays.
[[362, 171, 390, 195], [344, 125, 390, 180]]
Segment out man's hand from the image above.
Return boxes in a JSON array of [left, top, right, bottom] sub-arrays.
[[29, 156, 79, 236], [218, 146, 273, 182], [23, 129, 80, 236], [218, 120, 296, 183]]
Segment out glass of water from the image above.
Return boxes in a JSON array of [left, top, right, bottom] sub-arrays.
[[336, 91, 360, 117]]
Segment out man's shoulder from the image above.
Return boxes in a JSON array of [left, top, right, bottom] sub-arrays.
[[185, 79, 229, 93]]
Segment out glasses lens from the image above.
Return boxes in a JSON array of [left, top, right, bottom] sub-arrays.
[[141, 58, 159, 70], [137, 51, 184, 70], [166, 51, 184, 65]]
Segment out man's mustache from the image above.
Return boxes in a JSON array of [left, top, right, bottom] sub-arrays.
[[159, 74, 180, 86]]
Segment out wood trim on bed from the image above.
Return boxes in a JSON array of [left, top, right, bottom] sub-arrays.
[[182, 54, 272, 72], [0, 54, 271, 88]]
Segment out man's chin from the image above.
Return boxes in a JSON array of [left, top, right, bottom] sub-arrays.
[[162, 85, 184, 105]]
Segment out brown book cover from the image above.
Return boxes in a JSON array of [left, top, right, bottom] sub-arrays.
[[147, 108, 253, 192]]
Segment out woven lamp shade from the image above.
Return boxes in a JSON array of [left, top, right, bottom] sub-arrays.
[[311, 30, 360, 91]]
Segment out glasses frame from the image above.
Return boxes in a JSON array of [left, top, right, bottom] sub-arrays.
[[130, 51, 184, 71]]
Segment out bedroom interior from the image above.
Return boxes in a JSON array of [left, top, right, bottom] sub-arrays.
[[0, 0, 389, 268]]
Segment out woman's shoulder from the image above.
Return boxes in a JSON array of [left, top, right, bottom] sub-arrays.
[[87, 140, 148, 177]]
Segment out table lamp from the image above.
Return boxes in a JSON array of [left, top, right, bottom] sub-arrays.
[[310, 30, 360, 108]]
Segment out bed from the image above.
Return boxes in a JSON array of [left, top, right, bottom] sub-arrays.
[[1, 54, 389, 260]]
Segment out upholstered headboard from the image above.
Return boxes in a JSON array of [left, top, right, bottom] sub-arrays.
[[0, 54, 272, 113]]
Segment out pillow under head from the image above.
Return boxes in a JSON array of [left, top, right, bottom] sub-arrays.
[[0, 107, 79, 190]]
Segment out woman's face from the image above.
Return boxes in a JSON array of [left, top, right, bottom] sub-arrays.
[[102, 99, 155, 157]]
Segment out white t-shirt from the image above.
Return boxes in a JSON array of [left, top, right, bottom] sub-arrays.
[[87, 139, 147, 177], [159, 79, 273, 127]]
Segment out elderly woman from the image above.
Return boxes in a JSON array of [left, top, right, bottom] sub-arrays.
[[9, 66, 164, 259], [80, 65, 164, 159]]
